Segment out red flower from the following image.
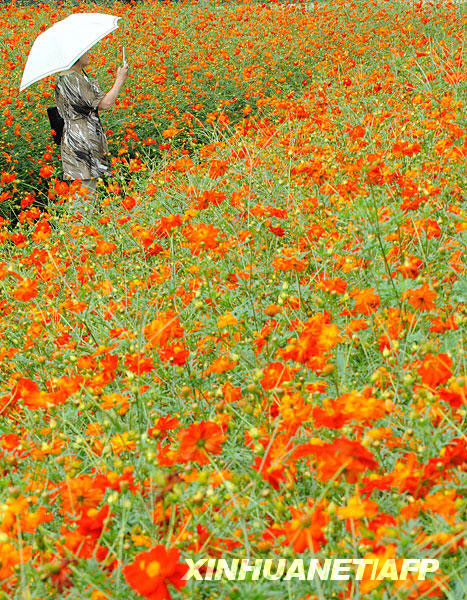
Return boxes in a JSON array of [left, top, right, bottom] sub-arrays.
[[94, 241, 116, 255], [404, 283, 437, 311], [181, 222, 220, 255], [209, 159, 229, 178], [13, 278, 38, 301], [268, 224, 285, 237], [155, 213, 182, 237], [348, 125, 365, 140], [148, 414, 180, 440], [177, 421, 226, 465], [11, 377, 48, 409], [39, 164, 54, 178], [123, 545, 188, 600], [194, 189, 226, 210], [283, 499, 329, 553], [301, 437, 379, 484], [260, 361, 295, 390], [418, 353, 453, 388], [76, 505, 111, 539], [48, 559, 76, 593], [429, 314, 458, 333], [122, 196, 136, 211], [366, 163, 384, 185], [32, 221, 51, 242], [397, 255, 424, 279], [353, 287, 380, 315], [125, 353, 155, 374], [158, 342, 189, 366], [252, 454, 287, 490]]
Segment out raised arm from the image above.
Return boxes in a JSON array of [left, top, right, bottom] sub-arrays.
[[98, 66, 129, 111]]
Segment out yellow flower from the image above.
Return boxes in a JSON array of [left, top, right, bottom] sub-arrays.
[[217, 311, 238, 329]]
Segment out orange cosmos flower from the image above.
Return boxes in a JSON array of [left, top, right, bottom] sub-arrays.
[[268, 221, 285, 237], [158, 341, 189, 366], [162, 126, 181, 139], [344, 389, 387, 422], [336, 493, 379, 520], [177, 421, 226, 465], [154, 213, 183, 237], [358, 545, 398, 594], [181, 222, 220, 255], [252, 453, 289, 490], [11, 377, 49, 409], [417, 353, 453, 388], [438, 379, 466, 410], [111, 432, 136, 455], [264, 303, 281, 316], [348, 125, 365, 140], [252, 319, 277, 354], [345, 318, 368, 336], [58, 475, 107, 516], [125, 352, 155, 373], [202, 354, 238, 375], [421, 490, 458, 524], [122, 195, 136, 211], [366, 162, 385, 185], [0, 540, 32, 581], [194, 189, 226, 210], [283, 499, 329, 553], [221, 381, 242, 404], [39, 164, 54, 178], [148, 414, 180, 440], [272, 248, 307, 272], [128, 158, 146, 172], [209, 159, 229, 178], [54, 180, 69, 196], [94, 241, 116, 255], [353, 287, 380, 315], [278, 312, 341, 370], [317, 276, 348, 294], [309, 437, 379, 483], [32, 220, 51, 242], [13, 278, 38, 301], [144, 311, 184, 347], [0, 171, 16, 186], [100, 392, 130, 415], [123, 545, 188, 600], [76, 504, 111, 539], [260, 361, 295, 390], [429, 314, 458, 333], [217, 311, 238, 328], [414, 218, 441, 239], [404, 283, 437, 311], [397, 255, 424, 279]]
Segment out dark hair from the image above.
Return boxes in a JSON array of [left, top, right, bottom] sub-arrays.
[[72, 52, 87, 67]]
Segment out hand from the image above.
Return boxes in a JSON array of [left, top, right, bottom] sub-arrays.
[[116, 65, 129, 83]]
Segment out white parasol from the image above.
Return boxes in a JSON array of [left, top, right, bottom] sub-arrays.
[[19, 12, 121, 92]]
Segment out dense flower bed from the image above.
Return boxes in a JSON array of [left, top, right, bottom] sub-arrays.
[[0, 0, 465, 598]]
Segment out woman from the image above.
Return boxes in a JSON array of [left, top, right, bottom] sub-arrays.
[[54, 50, 129, 217]]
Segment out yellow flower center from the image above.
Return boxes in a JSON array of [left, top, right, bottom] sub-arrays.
[[146, 560, 161, 578]]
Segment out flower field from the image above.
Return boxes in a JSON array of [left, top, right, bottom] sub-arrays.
[[0, 0, 466, 598]]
